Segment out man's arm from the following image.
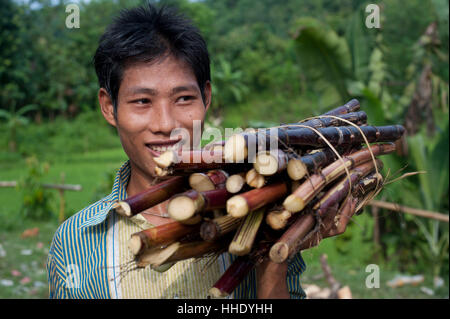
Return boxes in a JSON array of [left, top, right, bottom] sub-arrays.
[[256, 259, 290, 299], [47, 227, 68, 298]]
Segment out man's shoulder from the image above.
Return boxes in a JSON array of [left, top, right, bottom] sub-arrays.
[[52, 193, 114, 243]]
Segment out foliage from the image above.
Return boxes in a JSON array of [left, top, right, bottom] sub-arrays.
[[0, 110, 121, 162], [211, 56, 249, 116], [17, 157, 55, 221], [292, 17, 353, 102], [91, 169, 116, 203]]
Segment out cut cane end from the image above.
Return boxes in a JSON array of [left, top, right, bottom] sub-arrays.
[[209, 287, 228, 298], [114, 201, 132, 217], [269, 242, 289, 264], [128, 235, 143, 256], [189, 173, 215, 192], [168, 196, 196, 221], [287, 158, 307, 181], [254, 152, 277, 176], [150, 242, 180, 267], [226, 174, 246, 193], [228, 242, 250, 256], [246, 168, 265, 188], [224, 134, 248, 163], [153, 150, 177, 168], [226, 196, 249, 218], [266, 210, 291, 230], [283, 194, 305, 213], [154, 166, 168, 177]]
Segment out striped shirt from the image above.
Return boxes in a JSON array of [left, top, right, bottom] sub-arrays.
[[46, 161, 306, 299]]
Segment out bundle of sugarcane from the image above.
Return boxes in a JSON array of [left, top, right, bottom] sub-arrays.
[[111, 98, 405, 298]]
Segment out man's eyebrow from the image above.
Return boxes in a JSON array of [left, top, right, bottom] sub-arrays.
[[128, 87, 158, 96], [171, 85, 199, 95]]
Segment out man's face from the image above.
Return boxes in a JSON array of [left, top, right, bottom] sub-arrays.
[[101, 55, 211, 180]]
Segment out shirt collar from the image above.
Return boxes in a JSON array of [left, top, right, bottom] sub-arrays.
[[78, 161, 131, 229]]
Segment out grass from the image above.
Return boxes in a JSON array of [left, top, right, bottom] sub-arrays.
[[0, 219, 58, 298]]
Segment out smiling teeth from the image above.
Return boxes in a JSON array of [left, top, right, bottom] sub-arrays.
[[149, 144, 179, 153]]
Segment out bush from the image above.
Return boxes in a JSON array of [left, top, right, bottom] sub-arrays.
[[17, 156, 55, 221]]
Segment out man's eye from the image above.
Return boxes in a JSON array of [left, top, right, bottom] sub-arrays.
[[132, 98, 150, 104], [177, 96, 195, 103]]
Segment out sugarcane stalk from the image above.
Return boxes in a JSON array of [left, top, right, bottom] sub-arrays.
[[224, 124, 404, 163], [200, 215, 243, 241], [189, 169, 228, 192], [164, 240, 226, 264], [291, 180, 301, 192], [285, 111, 367, 129], [222, 102, 361, 164], [352, 172, 384, 198], [227, 181, 288, 218], [323, 99, 360, 116], [283, 143, 395, 213], [245, 168, 266, 188], [209, 242, 270, 298], [154, 148, 252, 176], [203, 140, 225, 152], [269, 212, 316, 263], [168, 188, 233, 224], [136, 239, 226, 268], [113, 176, 187, 217], [128, 221, 200, 256], [253, 149, 290, 176], [154, 149, 224, 168], [287, 148, 338, 181], [225, 172, 247, 193], [229, 207, 265, 255], [313, 159, 383, 217]]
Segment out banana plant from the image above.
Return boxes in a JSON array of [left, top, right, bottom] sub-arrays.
[[406, 123, 449, 277], [291, 17, 353, 103], [0, 104, 37, 152]]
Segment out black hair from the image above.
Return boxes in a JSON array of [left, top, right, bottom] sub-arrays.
[[93, 2, 211, 114]]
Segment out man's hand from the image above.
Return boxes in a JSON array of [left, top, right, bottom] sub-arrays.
[[298, 196, 358, 250]]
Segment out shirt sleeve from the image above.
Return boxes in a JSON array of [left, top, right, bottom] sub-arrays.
[[46, 227, 69, 299], [286, 251, 307, 299]]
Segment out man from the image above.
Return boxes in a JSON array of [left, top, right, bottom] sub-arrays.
[[47, 3, 344, 299]]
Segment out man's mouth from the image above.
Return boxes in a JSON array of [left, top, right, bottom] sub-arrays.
[[146, 139, 184, 157], [147, 144, 178, 153]]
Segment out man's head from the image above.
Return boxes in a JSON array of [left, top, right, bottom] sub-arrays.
[[94, 3, 212, 183], [94, 3, 211, 114]]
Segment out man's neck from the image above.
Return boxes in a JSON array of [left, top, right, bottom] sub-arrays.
[[125, 161, 157, 197], [125, 161, 173, 227]]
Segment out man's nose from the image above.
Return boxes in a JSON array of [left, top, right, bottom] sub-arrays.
[[150, 101, 178, 135]]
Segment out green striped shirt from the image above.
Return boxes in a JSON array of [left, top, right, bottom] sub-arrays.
[[46, 161, 306, 298]]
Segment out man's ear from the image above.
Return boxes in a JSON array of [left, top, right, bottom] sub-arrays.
[[99, 88, 117, 127], [203, 81, 212, 112]]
